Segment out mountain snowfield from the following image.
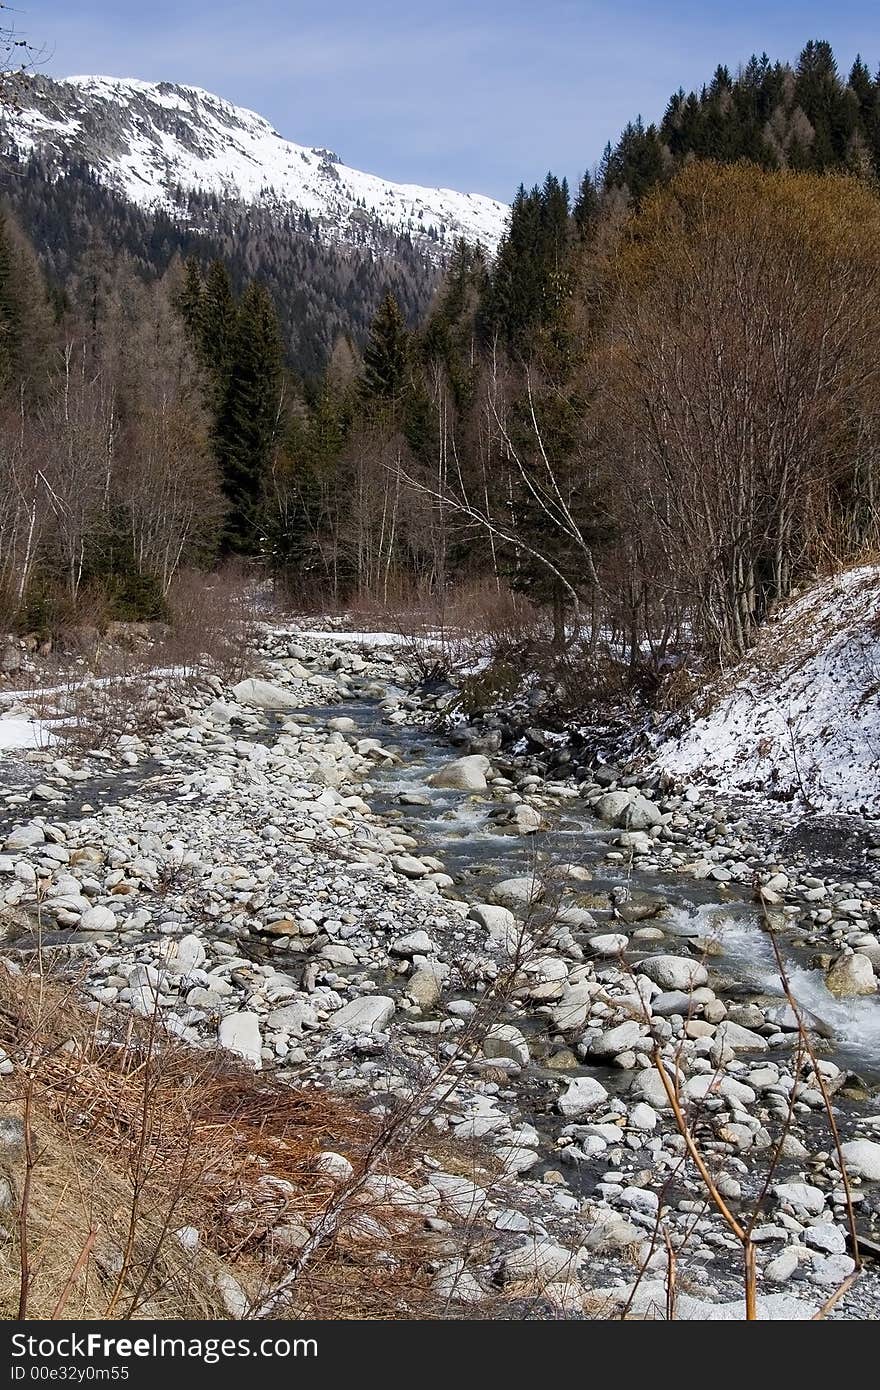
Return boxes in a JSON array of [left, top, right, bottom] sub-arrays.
[[0, 74, 509, 258], [654, 565, 880, 815]]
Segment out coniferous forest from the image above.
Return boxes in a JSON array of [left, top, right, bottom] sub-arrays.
[[1, 38, 880, 665]]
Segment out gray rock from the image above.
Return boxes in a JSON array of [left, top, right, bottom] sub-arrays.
[[406, 969, 442, 1009], [491, 877, 543, 908], [587, 933, 629, 957], [839, 1138, 880, 1180], [716, 1020, 768, 1052], [3, 824, 45, 852], [266, 1000, 319, 1035], [80, 904, 118, 933], [162, 932, 205, 974], [589, 1020, 643, 1057], [764, 1248, 799, 1283], [804, 1224, 847, 1255], [826, 953, 877, 998], [429, 755, 490, 792], [391, 930, 435, 956], [502, 1237, 582, 1284], [558, 1075, 609, 1117], [231, 678, 300, 711], [329, 995, 395, 1033], [218, 1012, 262, 1068], [773, 1182, 827, 1216], [637, 955, 708, 991], [483, 1024, 529, 1067], [809, 1253, 856, 1286]]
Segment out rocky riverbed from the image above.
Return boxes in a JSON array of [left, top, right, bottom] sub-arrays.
[[0, 627, 878, 1319]]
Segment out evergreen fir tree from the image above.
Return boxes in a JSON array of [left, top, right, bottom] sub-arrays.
[[0, 217, 23, 390], [573, 171, 599, 235], [215, 281, 284, 553], [361, 292, 409, 404]]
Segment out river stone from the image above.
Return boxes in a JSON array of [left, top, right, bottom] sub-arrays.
[[596, 790, 662, 830], [483, 1024, 529, 1067], [427, 1172, 487, 1220], [618, 830, 654, 853], [429, 755, 490, 792], [80, 904, 118, 933], [631, 1064, 678, 1110], [406, 969, 442, 1009], [809, 1254, 856, 1286], [266, 1000, 319, 1035], [491, 877, 543, 907], [469, 903, 516, 934], [637, 955, 708, 991], [231, 678, 300, 711], [587, 933, 629, 956], [765, 1248, 799, 1283], [219, 1011, 262, 1068], [716, 1020, 769, 1052], [391, 930, 435, 956], [624, 795, 664, 830], [558, 1076, 608, 1117], [839, 1138, 880, 1180], [510, 804, 543, 833], [589, 1020, 643, 1057], [392, 854, 429, 878], [773, 1182, 827, 1215], [651, 990, 692, 1016], [629, 1102, 658, 1131], [329, 995, 395, 1033], [326, 716, 355, 733], [595, 790, 633, 823], [684, 1073, 756, 1106], [161, 932, 205, 974], [502, 1237, 582, 1284], [3, 824, 45, 852], [804, 1224, 847, 1255], [825, 953, 877, 998]]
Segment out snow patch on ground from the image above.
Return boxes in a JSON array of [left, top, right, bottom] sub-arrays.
[[0, 716, 55, 751], [654, 566, 880, 814]]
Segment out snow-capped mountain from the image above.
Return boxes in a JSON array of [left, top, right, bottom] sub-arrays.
[[0, 74, 509, 258]]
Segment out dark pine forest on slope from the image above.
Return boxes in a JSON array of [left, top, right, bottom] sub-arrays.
[[1, 38, 879, 678]]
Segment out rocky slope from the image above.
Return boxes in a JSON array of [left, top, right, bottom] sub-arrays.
[[0, 75, 508, 260]]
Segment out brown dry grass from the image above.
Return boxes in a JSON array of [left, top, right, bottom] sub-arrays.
[[0, 962, 447, 1321]]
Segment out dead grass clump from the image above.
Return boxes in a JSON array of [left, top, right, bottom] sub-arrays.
[[0, 962, 449, 1321]]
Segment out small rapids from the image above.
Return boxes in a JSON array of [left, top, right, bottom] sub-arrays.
[[339, 700, 880, 1081], [664, 902, 880, 1070]]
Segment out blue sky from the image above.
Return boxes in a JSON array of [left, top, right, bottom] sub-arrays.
[[20, 0, 880, 199]]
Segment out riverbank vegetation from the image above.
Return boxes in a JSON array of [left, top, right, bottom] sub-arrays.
[[1, 39, 879, 683]]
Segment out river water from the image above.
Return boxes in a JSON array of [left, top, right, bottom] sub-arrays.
[[318, 697, 880, 1084]]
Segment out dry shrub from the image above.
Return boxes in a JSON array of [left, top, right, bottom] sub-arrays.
[[0, 962, 449, 1321], [161, 564, 261, 682], [48, 663, 168, 754]]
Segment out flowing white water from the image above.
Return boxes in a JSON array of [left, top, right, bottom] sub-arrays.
[[666, 903, 880, 1060]]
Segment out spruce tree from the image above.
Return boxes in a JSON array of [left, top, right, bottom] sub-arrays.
[[200, 260, 237, 398], [0, 217, 22, 390], [215, 281, 284, 554], [361, 292, 409, 404], [573, 171, 599, 235]]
